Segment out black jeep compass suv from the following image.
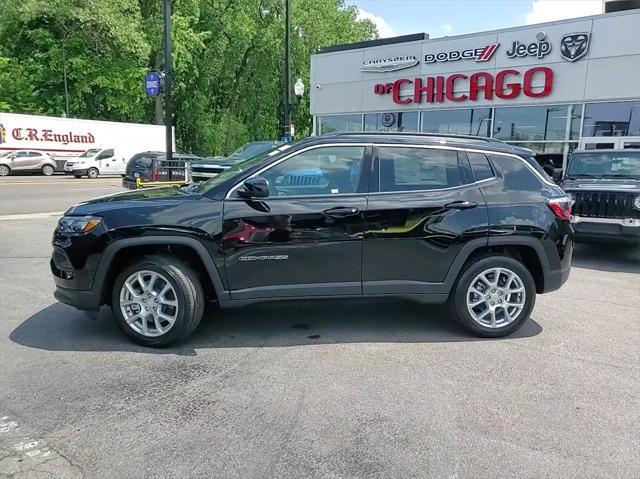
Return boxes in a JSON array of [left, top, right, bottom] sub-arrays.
[[51, 133, 574, 346]]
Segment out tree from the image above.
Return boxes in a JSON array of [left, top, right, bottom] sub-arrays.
[[0, 0, 377, 155]]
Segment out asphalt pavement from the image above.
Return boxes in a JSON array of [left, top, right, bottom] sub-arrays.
[[0, 178, 639, 478]]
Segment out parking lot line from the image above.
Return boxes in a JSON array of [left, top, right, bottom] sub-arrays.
[[0, 211, 64, 221]]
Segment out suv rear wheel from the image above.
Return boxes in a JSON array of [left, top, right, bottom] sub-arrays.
[[451, 256, 536, 337], [111, 255, 205, 347]]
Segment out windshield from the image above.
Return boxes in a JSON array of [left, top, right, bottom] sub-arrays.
[[79, 148, 102, 158], [567, 151, 640, 178], [0, 151, 11, 158], [231, 142, 277, 159], [196, 143, 292, 193]]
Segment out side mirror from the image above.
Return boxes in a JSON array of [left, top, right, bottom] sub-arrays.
[[552, 170, 563, 183], [238, 176, 269, 198]]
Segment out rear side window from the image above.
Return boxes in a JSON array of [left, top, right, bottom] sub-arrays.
[[377, 147, 461, 192], [489, 154, 542, 191], [466, 152, 494, 181]]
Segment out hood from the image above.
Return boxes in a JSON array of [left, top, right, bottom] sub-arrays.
[[65, 186, 198, 216], [562, 177, 640, 192]]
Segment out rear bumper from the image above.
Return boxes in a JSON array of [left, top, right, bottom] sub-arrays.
[[571, 216, 640, 243]]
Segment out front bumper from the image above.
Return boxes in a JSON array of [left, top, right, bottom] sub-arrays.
[[571, 216, 640, 243]]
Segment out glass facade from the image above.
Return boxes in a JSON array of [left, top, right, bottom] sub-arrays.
[[315, 101, 639, 168], [364, 111, 418, 132], [493, 105, 582, 141], [317, 115, 362, 135], [582, 101, 640, 137], [422, 108, 492, 137]]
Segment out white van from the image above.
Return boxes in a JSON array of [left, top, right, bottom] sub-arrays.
[[64, 148, 127, 178]]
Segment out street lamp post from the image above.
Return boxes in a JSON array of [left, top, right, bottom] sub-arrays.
[[292, 78, 305, 140], [163, 0, 173, 163], [283, 0, 291, 141]]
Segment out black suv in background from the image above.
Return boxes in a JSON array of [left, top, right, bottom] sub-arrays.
[[562, 149, 640, 243], [122, 151, 203, 189], [51, 133, 573, 346]]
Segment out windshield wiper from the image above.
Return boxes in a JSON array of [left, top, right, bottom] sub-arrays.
[[566, 173, 602, 180], [601, 174, 640, 180]]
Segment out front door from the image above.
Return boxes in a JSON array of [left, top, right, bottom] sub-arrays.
[[222, 144, 370, 299], [10, 151, 37, 171], [362, 145, 488, 295], [96, 149, 117, 174]]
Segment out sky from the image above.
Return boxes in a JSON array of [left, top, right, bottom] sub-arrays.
[[350, 0, 604, 38]]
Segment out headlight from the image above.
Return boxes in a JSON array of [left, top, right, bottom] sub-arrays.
[[634, 195, 640, 210], [58, 216, 102, 233]]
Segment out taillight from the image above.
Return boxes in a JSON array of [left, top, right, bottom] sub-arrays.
[[547, 197, 573, 220]]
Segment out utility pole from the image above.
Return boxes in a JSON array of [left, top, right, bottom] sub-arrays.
[[163, 0, 173, 162], [62, 37, 69, 117], [283, 0, 291, 140]]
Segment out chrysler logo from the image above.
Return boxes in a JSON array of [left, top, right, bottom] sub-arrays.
[[361, 55, 418, 72], [560, 33, 590, 62]]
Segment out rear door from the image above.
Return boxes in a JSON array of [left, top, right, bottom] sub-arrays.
[[222, 144, 370, 299], [362, 145, 488, 295]]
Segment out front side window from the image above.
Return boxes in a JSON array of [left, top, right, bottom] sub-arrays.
[[15, 151, 28, 158], [79, 148, 101, 158], [261, 146, 366, 197], [377, 147, 461, 192], [98, 149, 114, 159]]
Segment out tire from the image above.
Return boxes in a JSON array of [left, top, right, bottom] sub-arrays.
[[450, 255, 536, 338], [111, 255, 205, 347], [41, 164, 54, 176], [87, 168, 99, 179], [0, 164, 10, 176], [73, 174, 82, 179]]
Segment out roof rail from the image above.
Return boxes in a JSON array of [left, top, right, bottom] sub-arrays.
[[321, 131, 498, 143]]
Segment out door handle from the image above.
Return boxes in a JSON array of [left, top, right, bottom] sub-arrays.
[[322, 206, 360, 218], [444, 201, 478, 210]]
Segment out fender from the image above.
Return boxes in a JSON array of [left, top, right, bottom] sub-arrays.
[[442, 236, 551, 289], [94, 236, 229, 303]]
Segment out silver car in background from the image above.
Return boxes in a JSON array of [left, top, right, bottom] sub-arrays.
[[0, 150, 58, 176]]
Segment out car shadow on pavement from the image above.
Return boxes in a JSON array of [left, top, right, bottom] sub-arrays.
[[571, 243, 640, 274], [10, 298, 543, 356]]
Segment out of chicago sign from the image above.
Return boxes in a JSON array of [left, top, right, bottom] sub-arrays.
[[373, 67, 553, 104]]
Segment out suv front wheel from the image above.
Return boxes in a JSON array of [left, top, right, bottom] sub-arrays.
[[451, 256, 536, 337], [112, 255, 205, 347]]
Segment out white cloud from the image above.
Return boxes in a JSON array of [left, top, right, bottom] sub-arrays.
[[525, 0, 603, 25], [356, 8, 397, 38], [440, 23, 453, 34]]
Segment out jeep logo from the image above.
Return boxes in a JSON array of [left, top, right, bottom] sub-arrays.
[[506, 32, 551, 59]]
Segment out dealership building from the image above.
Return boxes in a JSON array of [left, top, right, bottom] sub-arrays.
[[310, 7, 640, 169]]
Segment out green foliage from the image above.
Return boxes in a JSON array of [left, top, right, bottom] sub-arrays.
[[0, 0, 376, 155]]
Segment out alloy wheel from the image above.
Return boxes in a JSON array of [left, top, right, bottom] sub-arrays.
[[119, 270, 179, 337], [0, 165, 9, 176], [42, 165, 54, 176], [466, 267, 526, 328]]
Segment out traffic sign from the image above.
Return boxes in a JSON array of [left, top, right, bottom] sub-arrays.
[[145, 71, 162, 97]]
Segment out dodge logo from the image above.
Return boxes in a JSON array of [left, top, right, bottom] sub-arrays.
[[560, 33, 590, 62]]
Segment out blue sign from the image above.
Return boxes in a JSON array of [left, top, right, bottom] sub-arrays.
[[145, 71, 162, 97]]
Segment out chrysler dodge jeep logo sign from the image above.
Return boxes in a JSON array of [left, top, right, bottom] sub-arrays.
[[560, 33, 590, 62], [361, 55, 418, 72]]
